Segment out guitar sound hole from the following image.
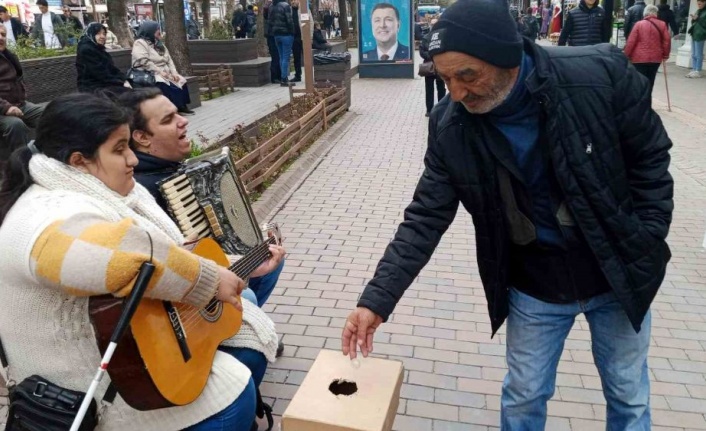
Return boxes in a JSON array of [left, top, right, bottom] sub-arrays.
[[200, 299, 222, 322]]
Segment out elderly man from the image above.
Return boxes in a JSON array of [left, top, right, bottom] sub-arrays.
[[342, 0, 673, 429], [0, 26, 44, 160], [362, 3, 410, 61]]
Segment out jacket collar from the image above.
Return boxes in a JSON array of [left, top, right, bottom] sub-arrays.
[[134, 150, 182, 174]]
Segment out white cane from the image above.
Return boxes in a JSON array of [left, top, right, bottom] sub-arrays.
[[70, 261, 155, 431], [662, 60, 672, 112]]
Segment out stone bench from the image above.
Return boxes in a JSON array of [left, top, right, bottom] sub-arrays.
[[192, 57, 272, 87]]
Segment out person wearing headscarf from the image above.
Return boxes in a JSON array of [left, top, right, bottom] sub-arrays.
[[131, 21, 194, 115], [76, 22, 130, 95]]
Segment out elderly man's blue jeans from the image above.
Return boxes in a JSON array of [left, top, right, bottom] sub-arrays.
[[501, 288, 651, 431]]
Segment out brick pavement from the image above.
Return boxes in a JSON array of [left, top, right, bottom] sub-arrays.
[[2, 74, 706, 431], [256, 75, 706, 431]]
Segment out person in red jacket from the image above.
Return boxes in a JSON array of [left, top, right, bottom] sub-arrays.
[[624, 4, 671, 95]]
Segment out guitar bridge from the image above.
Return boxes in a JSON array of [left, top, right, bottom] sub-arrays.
[[163, 301, 191, 362]]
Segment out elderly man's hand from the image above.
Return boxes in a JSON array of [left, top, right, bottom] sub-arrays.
[[342, 307, 383, 359]]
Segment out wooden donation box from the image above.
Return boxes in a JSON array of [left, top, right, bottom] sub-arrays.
[[282, 349, 404, 431]]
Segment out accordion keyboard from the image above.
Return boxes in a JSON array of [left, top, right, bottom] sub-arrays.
[[160, 173, 224, 240]]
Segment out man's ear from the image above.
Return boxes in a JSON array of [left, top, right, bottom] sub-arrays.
[[67, 151, 90, 173], [132, 129, 151, 151]]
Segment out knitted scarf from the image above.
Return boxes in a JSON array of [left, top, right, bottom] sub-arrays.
[[29, 154, 184, 245]]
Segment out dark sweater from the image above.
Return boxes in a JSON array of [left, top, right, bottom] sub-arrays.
[[134, 151, 181, 212]]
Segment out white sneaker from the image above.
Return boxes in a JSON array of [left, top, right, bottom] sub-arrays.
[[686, 71, 702, 78]]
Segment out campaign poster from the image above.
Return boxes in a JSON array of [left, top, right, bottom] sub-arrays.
[[359, 0, 412, 64]]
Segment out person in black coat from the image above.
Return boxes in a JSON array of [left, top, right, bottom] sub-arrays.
[[657, 0, 679, 34], [343, 1, 672, 428], [291, 0, 303, 82], [558, 0, 611, 46], [624, 0, 647, 39], [312, 22, 332, 51], [231, 4, 247, 39], [264, 0, 281, 83], [268, 0, 295, 85], [76, 23, 130, 96], [0, 7, 27, 43], [419, 22, 445, 116]]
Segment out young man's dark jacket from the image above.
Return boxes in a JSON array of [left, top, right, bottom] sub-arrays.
[[76, 38, 126, 92], [134, 151, 181, 212], [5, 17, 27, 40], [657, 3, 679, 35], [268, 0, 294, 36], [357, 40, 673, 335], [624, 0, 647, 38], [558, 0, 611, 46]]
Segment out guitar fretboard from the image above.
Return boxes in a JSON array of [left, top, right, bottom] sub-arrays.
[[229, 237, 277, 279]]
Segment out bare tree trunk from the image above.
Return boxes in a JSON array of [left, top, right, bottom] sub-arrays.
[[107, 0, 133, 47], [256, 0, 268, 56], [201, 0, 211, 36], [164, 0, 193, 75], [226, 0, 236, 19], [338, 0, 349, 39], [311, 0, 320, 23]]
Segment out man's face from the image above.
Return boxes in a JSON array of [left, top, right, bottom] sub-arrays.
[[434, 51, 519, 114], [371, 7, 399, 45], [0, 27, 6, 51], [137, 96, 191, 163], [63, 8, 71, 16], [38, 4, 48, 14], [0, 11, 9, 22], [698, 0, 705, 9]]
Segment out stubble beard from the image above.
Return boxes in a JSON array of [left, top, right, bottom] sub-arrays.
[[462, 69, 517, 115]]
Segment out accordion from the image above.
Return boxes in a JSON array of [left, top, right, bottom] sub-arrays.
[[157, 147, 262, 256]]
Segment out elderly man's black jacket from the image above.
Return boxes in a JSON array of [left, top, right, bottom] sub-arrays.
[[358, 40, 673, 334]]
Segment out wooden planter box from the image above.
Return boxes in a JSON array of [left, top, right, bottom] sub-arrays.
[[22, 49, 130, 103], [188, 39, 258, 64], [20, 49, 201, 110], [314, 59, 353, 109], [232, 88, 349, 191], [193, 58, 271, 87]]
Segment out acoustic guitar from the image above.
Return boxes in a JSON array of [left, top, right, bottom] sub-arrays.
[[89, 224, 281, 411]]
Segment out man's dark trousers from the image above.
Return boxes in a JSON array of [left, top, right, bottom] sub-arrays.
[[292, 38, 303, 79], [0, 102, 44, 159], [267, 36, 281, 83]]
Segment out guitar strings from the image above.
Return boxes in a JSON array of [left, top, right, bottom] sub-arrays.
[[177, 237, 279, 329]]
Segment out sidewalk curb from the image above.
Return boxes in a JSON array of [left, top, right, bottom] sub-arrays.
[[252, 110, 360, 224]]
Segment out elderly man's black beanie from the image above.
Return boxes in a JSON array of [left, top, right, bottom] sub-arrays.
[[428, 0, 523, 69]]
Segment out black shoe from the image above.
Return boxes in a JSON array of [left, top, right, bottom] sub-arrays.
[[178, 107, 195, 115], [276, 340, 284, 358], [425, 112, 430, 117], [271, 79, 281, 84], [291, 76, 302, 82]]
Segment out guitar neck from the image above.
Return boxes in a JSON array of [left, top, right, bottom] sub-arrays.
[[228, 237, 276, 279]]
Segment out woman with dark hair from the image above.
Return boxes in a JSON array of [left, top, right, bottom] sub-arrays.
[[131, 20, 194, 114], [0, 93, 276, 430], [76, 22, 130, 95]]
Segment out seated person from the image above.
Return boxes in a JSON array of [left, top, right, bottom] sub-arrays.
[[0, 25, 44, 161], [132, 21, 194, 115], [118, 88, 286, 355], [313, 22, 332, 51], [76, 23, 131, 96], [0, 93, 278, 430]]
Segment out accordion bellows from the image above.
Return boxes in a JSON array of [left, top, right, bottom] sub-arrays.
[[158, 147, 263, 256]]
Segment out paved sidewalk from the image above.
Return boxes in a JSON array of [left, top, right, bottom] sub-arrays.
[[258, 74, 706, 431]]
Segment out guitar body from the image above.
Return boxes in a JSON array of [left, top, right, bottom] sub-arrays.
[[89, 237, 242, 411]]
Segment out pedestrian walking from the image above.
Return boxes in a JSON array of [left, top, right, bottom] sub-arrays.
[[342, 1, 673, 430], [657, 0, 680, 35], [624, 5, 671, 95], [558, 0, 611, 46], [625, 0, 647, 39], [521, 7, 540, 40]]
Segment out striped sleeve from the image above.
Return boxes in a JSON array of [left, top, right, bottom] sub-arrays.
[[30, 213, 220, 308]]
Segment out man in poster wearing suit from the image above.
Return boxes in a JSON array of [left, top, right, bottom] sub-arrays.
[[363, 3, 410, 61]]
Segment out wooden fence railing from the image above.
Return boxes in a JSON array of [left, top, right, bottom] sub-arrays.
[[194, 65, 235, 99], [234, 88, 348, 191]]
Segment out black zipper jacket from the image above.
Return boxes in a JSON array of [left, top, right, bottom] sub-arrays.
[[357, 40, 673, 334]]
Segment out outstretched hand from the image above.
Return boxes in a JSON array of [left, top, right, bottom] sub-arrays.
[[341, 307, 383, 360]]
